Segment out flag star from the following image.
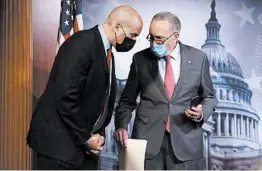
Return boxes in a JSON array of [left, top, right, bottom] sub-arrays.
[[65, 9, 70, 15], [67, 0, 70, 5], [245, 69, 262, 90], [64, 20, 69, 26], [234, 1, 255, 27]]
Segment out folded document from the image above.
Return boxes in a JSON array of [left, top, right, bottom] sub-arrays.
[[118, 139, 147, 170]]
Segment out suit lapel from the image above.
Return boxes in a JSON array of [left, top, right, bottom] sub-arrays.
[[148, 54, 169, 101], [171, 43, 191, 100], [93, 25, 109, 76]]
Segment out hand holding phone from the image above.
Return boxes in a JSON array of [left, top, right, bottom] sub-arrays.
[[185, 96, 203, 121], [190, 96, 200, 109]]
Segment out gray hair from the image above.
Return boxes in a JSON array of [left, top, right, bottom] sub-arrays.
[[152, 12, 181, 32]]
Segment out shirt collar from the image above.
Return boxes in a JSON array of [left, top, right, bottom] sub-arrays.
[[98, 25, 111, 51]]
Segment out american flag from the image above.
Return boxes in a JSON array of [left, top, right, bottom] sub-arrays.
[[56, 0, 83, 52]]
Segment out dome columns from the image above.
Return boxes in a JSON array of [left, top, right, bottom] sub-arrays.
[[213, 112, 259, 141], [214, 86, 251, 105]]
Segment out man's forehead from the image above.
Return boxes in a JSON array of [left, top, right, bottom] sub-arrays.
[[150, 20, 172, 36], [126, 17, 142, 35], [151, 20, 170, 27], [129, 26, 142, 37]]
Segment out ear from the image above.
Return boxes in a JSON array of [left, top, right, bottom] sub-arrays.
[[172, 33, 179, 44], [174, 32, 180, 39]]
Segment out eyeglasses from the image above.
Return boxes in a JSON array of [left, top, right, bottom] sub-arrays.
[[146, 32, 177, 44]]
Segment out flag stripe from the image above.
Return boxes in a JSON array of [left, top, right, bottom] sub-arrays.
[[74, 19, 79, 32], [63, 33, 71, 40], [76, 15, 83, 30]]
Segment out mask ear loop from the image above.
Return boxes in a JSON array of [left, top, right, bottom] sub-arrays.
[[115, 24, 127, 45], [119, 24, 127, 38], [115, 32, 119, 44]]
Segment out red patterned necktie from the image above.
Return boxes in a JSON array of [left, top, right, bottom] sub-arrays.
[[107, 48, 112, 68], [164, 55, 176, 133]]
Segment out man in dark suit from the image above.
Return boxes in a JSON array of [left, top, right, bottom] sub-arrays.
[[27, 5, 143, 170], [115, 11, 217, 170]]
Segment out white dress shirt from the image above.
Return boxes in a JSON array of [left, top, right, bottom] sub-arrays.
[[158, 43, 181, 83]]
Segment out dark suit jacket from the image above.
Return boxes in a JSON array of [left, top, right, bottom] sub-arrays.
[[27, 26, 117, 165], [115, 43, 218, 161]]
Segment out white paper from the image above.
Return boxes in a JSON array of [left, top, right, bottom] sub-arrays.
[[118, 139, 148, 170]]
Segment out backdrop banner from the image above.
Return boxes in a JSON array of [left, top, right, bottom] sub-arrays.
[[33, 0, 262, 170]]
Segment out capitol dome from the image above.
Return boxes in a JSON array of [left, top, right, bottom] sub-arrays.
[[201, 3, 244, 79], [200, 0, 260, 169], [202, 44, 244, 79]]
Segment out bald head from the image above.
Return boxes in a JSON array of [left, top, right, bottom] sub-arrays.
[[107, 5, 143, 30], [102, 5, 143, 50]]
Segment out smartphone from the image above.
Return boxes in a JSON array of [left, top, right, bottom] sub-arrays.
[[190, 95, 200, 109]]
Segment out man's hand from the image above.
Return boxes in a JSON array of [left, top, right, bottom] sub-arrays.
[[185, 104, 203, 121], [94, 133, 105, 147], [115, 128, 128, 148], [85, 134, 104, 155]]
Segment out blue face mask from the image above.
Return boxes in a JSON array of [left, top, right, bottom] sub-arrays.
[[151, 44, 168, 58]]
